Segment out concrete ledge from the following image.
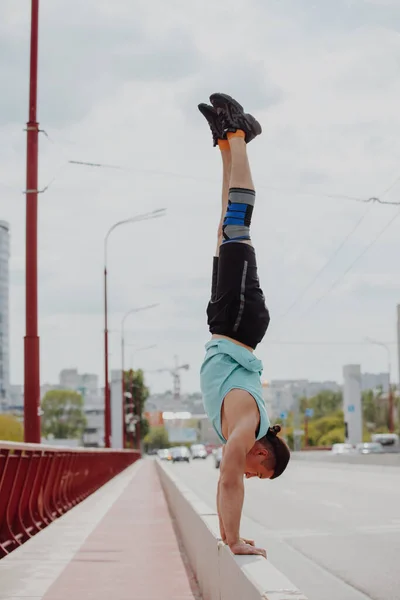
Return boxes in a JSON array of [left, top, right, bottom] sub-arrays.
[[156, 460, 308, 600], [292, 451, 400, 466]]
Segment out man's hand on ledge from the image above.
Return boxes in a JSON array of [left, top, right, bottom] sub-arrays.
[[229, 539, 267, 558]]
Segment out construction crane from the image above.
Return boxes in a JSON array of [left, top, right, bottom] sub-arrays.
[[148, 355, 189, 401]]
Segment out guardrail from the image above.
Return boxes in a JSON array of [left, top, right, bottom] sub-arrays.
[[0, 441, 139, 558], [156, 459, 308, 600]]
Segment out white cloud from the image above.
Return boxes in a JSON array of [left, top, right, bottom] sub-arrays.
[[1, 0, 400, 393]]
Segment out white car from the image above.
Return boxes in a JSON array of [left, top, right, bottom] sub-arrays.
[[171, 446, 191, 463], [157, 449, 172, 461], [356, 442, 383, 455], [214, 447, 223, 469], [190, 444, 207, 459], [331, 443, 354, 455]]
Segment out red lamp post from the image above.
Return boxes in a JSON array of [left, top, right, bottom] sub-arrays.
[[24, 0, 41, 443]]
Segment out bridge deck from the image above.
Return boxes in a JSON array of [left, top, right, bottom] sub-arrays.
[[0, 460, 199, 600]]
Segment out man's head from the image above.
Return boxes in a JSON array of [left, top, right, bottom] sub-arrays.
[[244, 425, 290, 480]]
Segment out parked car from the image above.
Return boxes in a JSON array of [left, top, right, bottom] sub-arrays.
[[214, 446, 223, 469], [331, 443, 354, 455], [371, 433, 399, 449], [355, 442, 383, 455], [190, 444, 207, 459], [171, 446, 191, 463]]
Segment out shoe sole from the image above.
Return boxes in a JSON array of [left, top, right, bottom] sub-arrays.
[[198, 103, 224, 145], [209, 93, 262, 140], [209, 93, 245, 129], [209, 93, 244, 113]]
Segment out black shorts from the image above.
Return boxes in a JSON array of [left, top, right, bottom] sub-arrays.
[[207, 242, 270, 349]]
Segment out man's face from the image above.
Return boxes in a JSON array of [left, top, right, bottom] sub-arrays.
[[244, 441, 275, 480]]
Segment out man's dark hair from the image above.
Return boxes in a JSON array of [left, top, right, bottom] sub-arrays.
[[260, 425, 290, 479]]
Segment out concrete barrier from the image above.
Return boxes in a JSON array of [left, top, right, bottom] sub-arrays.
[[156, 460, 308, 600], [291, 451, 400, 467]]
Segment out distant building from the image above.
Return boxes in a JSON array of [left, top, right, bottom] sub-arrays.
[[59, 368, 80, 390], [0, 221, 10, 411], [262, 379, 342, 419], [145, 391, 203, 414], [82, 405, 105, 448], [361, 372, 390, 393], [58, 369, 100, 404], [197, 415, 220, 445]]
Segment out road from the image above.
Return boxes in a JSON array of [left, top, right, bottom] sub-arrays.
[[164, 457, 400, 600]]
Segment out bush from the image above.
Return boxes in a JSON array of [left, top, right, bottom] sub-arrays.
[[307, 412, 344, 446], [144, 425, 170, 450], [319, 427, 345, 446], [0, 414, 24, 442]]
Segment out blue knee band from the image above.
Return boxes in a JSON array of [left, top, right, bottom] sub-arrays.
[[222, 187, 255, 243]]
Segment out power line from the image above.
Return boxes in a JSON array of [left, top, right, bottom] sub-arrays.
[[299, 206, 400, 316], [379, 171, 400, 198], [68, 159, 372, 203], [278, 204, 373, 319], [276, 166, 400, 322], [35, 128, 400, 205], [264, 340, 397, 346]]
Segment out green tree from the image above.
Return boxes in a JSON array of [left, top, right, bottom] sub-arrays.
[[361, 387, 392, 432], [124, 369, 150, 442], [319, 427, 345, 446], [0, 414, 24, 442], [362, 389, 377, 427], [41, 390, 86, 440], [307, 391, 343, 419], [144, 425, 170, 450], [306, 411, 344, 446]]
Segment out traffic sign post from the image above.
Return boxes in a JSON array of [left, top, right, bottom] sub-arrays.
[[343, 365, 362, 445], [303, 408, 313, 448]]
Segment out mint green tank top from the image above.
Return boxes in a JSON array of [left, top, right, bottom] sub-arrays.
[[200, 338, 270, 444]]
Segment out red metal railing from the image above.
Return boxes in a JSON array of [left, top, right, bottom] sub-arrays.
[[0, 442, 140, 558]]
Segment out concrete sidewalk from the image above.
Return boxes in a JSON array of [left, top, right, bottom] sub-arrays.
[[0, 460, 199, 600]]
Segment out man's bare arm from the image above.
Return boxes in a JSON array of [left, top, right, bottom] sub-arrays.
[[216, 478, 226, 541], [218, 431, 247, 548], [218, 428, 266, 557]]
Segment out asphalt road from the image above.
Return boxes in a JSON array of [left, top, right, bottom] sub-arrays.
[[164, 457, 400, 600]]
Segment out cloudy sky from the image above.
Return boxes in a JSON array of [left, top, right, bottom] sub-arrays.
[[1, 0, 400, 395]]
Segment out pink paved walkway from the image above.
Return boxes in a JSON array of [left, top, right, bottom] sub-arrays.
[[43, 460, 199, 600]]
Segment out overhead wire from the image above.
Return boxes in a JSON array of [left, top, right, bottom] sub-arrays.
[[299, 205, 400, 317], [275, 166, 400, 323], [264, 340, 397, 346], [68, 158, 375, 203], [278, 204, 373, 319]]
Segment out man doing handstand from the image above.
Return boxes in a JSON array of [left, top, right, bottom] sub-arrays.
[[199, 94, 290, 558]]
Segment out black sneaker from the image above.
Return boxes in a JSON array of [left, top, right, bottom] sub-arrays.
[[209, 93, 262, 143], [198, 103, 225, 147]]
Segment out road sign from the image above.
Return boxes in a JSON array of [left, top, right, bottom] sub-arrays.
[[167, 427, 197, 443], [348, 404, 355, 413], [305, 408, 314, 418], [280, 411, 288, 420]]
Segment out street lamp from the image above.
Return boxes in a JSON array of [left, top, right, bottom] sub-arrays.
[[121, 306, 159, 446], [24, 0, 41, 443], [365, 337, 394, 432], [103, 209, 165, 448]]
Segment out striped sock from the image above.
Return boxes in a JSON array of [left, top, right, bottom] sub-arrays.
[[222, 187, 255, 243]]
